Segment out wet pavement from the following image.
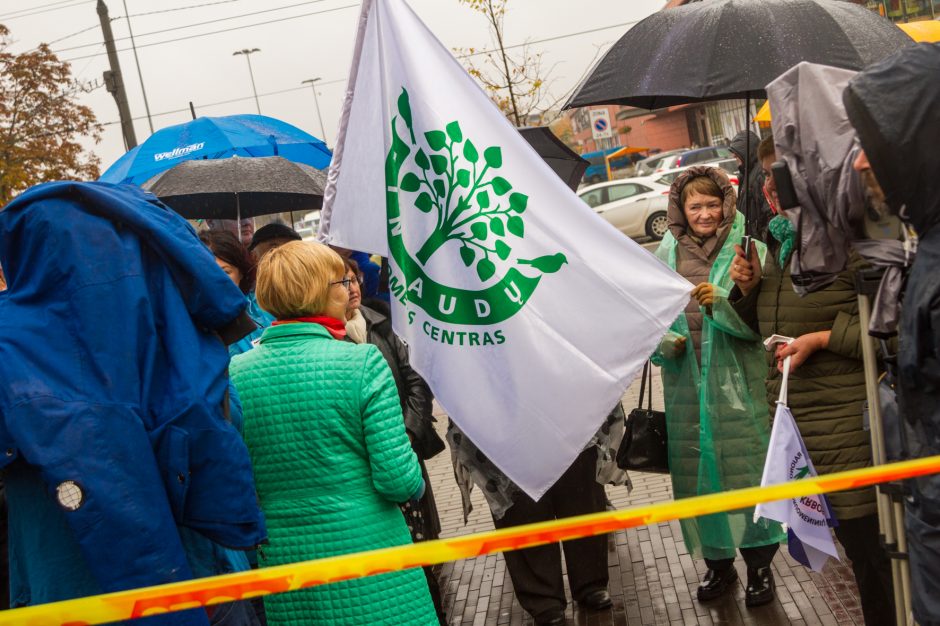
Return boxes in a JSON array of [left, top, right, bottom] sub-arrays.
[[426, 368, 865, 626]]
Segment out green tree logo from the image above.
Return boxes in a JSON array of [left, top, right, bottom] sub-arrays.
[[383, 88, 567, 327], [396, 89, 566, 281]]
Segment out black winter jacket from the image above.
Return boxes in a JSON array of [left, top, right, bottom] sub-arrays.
[[729, 130, 771, 242], [361, 306, 445, 461], [845, 42, 940, 626]]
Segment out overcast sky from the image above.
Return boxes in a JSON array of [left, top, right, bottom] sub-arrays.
[[3, 0, 664, 171]]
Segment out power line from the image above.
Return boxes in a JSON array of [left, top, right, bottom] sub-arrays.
[[457, 19, 639, 59], [90, 18, 638, 125], [0, 0, 83, 20], [22, 1, 252, 54], [0, 0, 78, 18], [124, 0, 246, 19], [54, 0, 338, 54], [73, 42, 106, 81], [43, 23, 101, 47], [99, 78, 346, 126], [62, 3, 359, 62], [0, 0, 92, 22]]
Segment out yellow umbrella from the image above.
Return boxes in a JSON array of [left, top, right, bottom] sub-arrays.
[[753, 21, 939, 126], [898, 20, 940, 43], [754, 101, 772, 127]]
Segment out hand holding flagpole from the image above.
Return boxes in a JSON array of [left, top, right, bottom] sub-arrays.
[[756, 334, 841, 572]]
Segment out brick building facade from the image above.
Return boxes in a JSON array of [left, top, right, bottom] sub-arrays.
[[567, 103, 709, 156]]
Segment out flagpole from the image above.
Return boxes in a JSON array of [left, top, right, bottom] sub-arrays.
[[318, 0, 376, 244]]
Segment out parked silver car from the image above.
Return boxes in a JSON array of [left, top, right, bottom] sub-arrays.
[[634, 149, 687, 177]]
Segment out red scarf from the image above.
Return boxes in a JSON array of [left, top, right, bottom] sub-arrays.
[[272, 316, 347, 340]]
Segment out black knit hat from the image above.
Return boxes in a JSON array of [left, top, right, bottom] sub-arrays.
[[248, 223, 301, 251]]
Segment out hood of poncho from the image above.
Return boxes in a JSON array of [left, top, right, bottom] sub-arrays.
[[844, 43, 940, 237]]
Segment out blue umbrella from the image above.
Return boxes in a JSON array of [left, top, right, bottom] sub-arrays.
[[99, 114, 332, 185]]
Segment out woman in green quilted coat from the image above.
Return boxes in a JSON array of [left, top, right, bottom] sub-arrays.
[[653, 167, 784, 608], [230, 241, 438, 626]]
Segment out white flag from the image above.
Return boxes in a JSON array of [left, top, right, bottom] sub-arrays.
[[320, 0, 691, 499], [755, 342, 840, 572]]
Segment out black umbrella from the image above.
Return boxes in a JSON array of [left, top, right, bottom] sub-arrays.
[[142, 156, 327, 220], [566, 0, 912, 110], [565, 0, 911, 242], [519, 126, 588, 192]]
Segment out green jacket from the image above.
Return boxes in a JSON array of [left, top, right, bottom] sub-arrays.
[[655, 208, 784, 561], [734, 249, 875, 520], [230, 323, 437, 626]]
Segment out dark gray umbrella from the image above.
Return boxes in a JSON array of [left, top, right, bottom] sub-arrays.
[[566, 0, 912, 110], [564, 0, 910, 241], [519, 126, 588, 192], [142, 156, 327, 220]]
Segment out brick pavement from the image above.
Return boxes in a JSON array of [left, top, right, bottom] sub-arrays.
[[425, 367, 865, 626]]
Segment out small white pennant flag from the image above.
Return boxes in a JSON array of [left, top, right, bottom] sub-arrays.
[[756, 336, 840, 572], [319, 0, 691, 499]]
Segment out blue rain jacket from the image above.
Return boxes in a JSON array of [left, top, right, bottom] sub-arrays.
[[0, 182, 266, 624], [230, 292, 274, 357]]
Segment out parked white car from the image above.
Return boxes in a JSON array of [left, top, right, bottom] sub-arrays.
[[578, 179, 671, 240], [650, 159, 741, 191]]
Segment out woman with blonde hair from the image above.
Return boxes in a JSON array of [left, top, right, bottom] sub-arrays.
[[231, 241, 437, 626]]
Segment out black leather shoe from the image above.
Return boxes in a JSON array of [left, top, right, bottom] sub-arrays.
[[580, 588, 613, 611], [745, 566, 775, 607], [696, 566, 738, 601], [534, 609, 566, 626]]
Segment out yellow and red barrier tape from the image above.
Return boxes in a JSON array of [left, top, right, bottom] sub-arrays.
[[3, 454, 939, 626]]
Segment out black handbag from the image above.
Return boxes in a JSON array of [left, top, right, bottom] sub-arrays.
[[616, 361, 669, 473]]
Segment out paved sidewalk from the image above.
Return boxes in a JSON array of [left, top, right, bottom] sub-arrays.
[[425, 368, 865, 626]]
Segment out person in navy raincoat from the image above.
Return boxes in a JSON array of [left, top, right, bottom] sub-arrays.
[[0, 182, 267, 625]]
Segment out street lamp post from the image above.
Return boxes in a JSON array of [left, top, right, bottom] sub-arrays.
[[233, 48, 262, 114], [302, 77, 327, 143]]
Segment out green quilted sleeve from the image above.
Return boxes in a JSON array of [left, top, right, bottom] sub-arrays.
[[358, 345, 424, 503]]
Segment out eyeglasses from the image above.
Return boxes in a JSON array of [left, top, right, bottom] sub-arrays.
[[330, 276, 363, 290]]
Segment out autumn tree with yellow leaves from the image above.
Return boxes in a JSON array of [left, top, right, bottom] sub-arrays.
[[456, 0, 562, 127], [0, 24, 102, 206]]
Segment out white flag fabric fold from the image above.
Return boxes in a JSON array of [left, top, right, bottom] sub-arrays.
[[755, 342, 840, 572], [320, 0, 691, 499]]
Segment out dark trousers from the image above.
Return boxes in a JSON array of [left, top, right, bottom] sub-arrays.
[[491, 448, 608, 620], [423, 565, 446, 625], [704, 543, 779, 573], [834, 514, 896, 626]]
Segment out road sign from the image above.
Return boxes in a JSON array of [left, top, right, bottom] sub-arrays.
[[590, 108, 613, 140]]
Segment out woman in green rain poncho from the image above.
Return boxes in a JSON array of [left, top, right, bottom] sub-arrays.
[[652, 166, 785, 608]]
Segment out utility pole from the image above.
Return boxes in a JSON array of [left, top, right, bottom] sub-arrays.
[[301, 78, 327, 143], [233, 48, 262, 115], [122, 0, 154, 134], [97, 0, 137, 150]]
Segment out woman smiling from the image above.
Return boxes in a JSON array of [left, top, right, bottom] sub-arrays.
[[653, 166, 784, 608]]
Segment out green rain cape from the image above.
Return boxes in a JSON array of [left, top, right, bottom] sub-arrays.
[[654, 186, 785, 561]]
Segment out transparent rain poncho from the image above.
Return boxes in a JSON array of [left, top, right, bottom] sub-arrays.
[[653, 211, 785, 560]]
